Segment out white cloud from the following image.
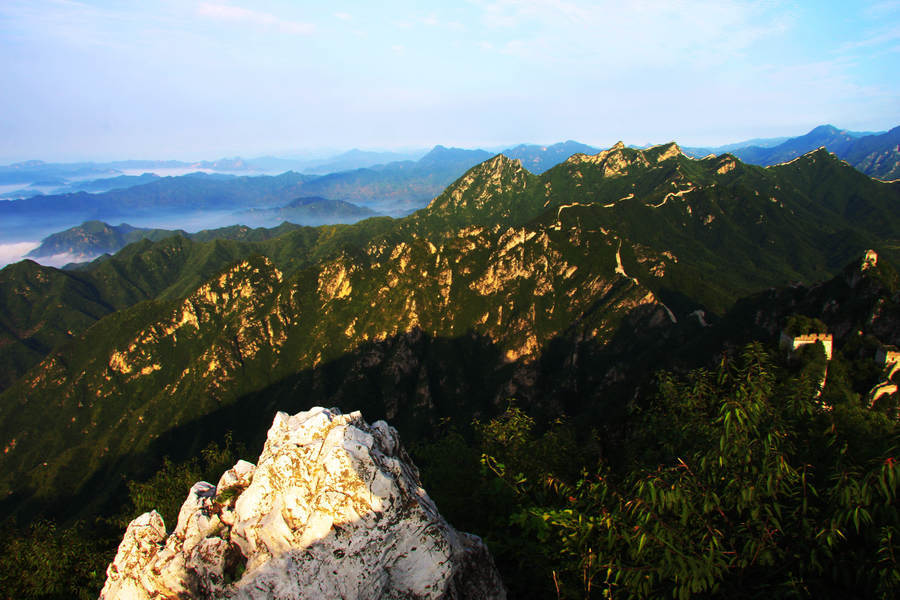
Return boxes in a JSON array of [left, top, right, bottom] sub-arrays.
[[334, 12, 351, 20], [34, 252, 95, 268], [0, 242, 38, 267], [197, 2, 314, 35], [0, 241, 98, 268]]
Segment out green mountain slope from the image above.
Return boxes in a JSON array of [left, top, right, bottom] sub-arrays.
[[0, 218, 399, 391], [0, 237, 259, 391], [1, 143, 900, 520], [418, 143, 900, 312], [27, 220, 315, 260]]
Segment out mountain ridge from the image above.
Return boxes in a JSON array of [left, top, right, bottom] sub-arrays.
[[685, 124, 900, 180], [2, 144, 899, 521]]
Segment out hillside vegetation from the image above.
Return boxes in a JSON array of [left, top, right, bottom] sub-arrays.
[[0, 144, 898, 597]]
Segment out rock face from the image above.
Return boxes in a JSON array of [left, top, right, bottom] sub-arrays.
[[100, 407, 506, 599]]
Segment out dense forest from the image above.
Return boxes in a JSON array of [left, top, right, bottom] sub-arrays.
[[1, 338, 897, 598]]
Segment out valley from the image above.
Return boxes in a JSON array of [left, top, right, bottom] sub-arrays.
[[1, 140, 899, 597], [1, 139, 899, 598]]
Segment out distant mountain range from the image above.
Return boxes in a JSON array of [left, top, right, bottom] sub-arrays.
[[501, 140, 602, 173], [3, 125, 899, 255], [23, 199, 379, 261], [0, 173, 164, 200], [236, 196, 379, 228], [0, 171, 317, 243], [0, 150, 428, 192], [0, 146, 494, 243], [25, 220, 317, 261], [683, 124, 900, 180], [286, 148, 428, 174], [3, 123, 897, 190]]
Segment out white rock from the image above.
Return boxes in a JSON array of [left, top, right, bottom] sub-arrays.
[[99, 407, 505, 599]]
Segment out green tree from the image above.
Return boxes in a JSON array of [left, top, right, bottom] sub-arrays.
[[122, 433, 242, 529], [496, 344, 899, 598]]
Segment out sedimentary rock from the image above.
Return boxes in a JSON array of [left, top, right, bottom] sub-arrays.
[[100, 407, 505, 599]]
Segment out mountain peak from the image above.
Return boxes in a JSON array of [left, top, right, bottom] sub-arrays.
[[767, 146, 838, 168], [417, 145, 492, 167], [425, 153, 530, 217], [421, 144, 467, 158], [809, 124, 840, 135], [801, 146, 843, 163], [644, 141, 683, 163], [483, 152, 520, 168], [563, 141, 651, 176], [450, 152, 526, 185]]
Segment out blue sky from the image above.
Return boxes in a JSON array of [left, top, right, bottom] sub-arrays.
[[0, 0, 898, 162]]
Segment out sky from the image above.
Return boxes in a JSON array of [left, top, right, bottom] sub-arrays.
[[0, 0, 899, 162]]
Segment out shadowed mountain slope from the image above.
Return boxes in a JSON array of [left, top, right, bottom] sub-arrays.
[[1, 143, 899, 520]]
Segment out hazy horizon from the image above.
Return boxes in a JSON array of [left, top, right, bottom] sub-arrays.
[[0, 124, 895, 167], [2, 1, 899, 163]]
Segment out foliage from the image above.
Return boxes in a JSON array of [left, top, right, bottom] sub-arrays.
[[0, 520, 112, 600], [410, 407, 596, 599], [784, 314, 829, 336], [486, 344, 899, 598], [0, 434, 244, 599], [122, 433, 242, 529]]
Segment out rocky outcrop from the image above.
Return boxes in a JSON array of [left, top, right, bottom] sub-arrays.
[[100, 407, 505, 599]]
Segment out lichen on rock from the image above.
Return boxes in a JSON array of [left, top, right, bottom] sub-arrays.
[[100, 407, 506, 599]]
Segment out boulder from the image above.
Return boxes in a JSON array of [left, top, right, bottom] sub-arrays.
[[100, 407, 505, 599]]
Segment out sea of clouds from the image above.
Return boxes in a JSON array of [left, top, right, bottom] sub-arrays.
[[0, 242, 88, 269]]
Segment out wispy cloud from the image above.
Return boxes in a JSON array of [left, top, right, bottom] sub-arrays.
[[866, 0, 900, 16], [840, 26, 900, 50], [469, 0, 792, 69], [0, 242, 37, 267], [197, 2, 314, 35], [473, 0, 589, 28], [334, 12, 351, 21]]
